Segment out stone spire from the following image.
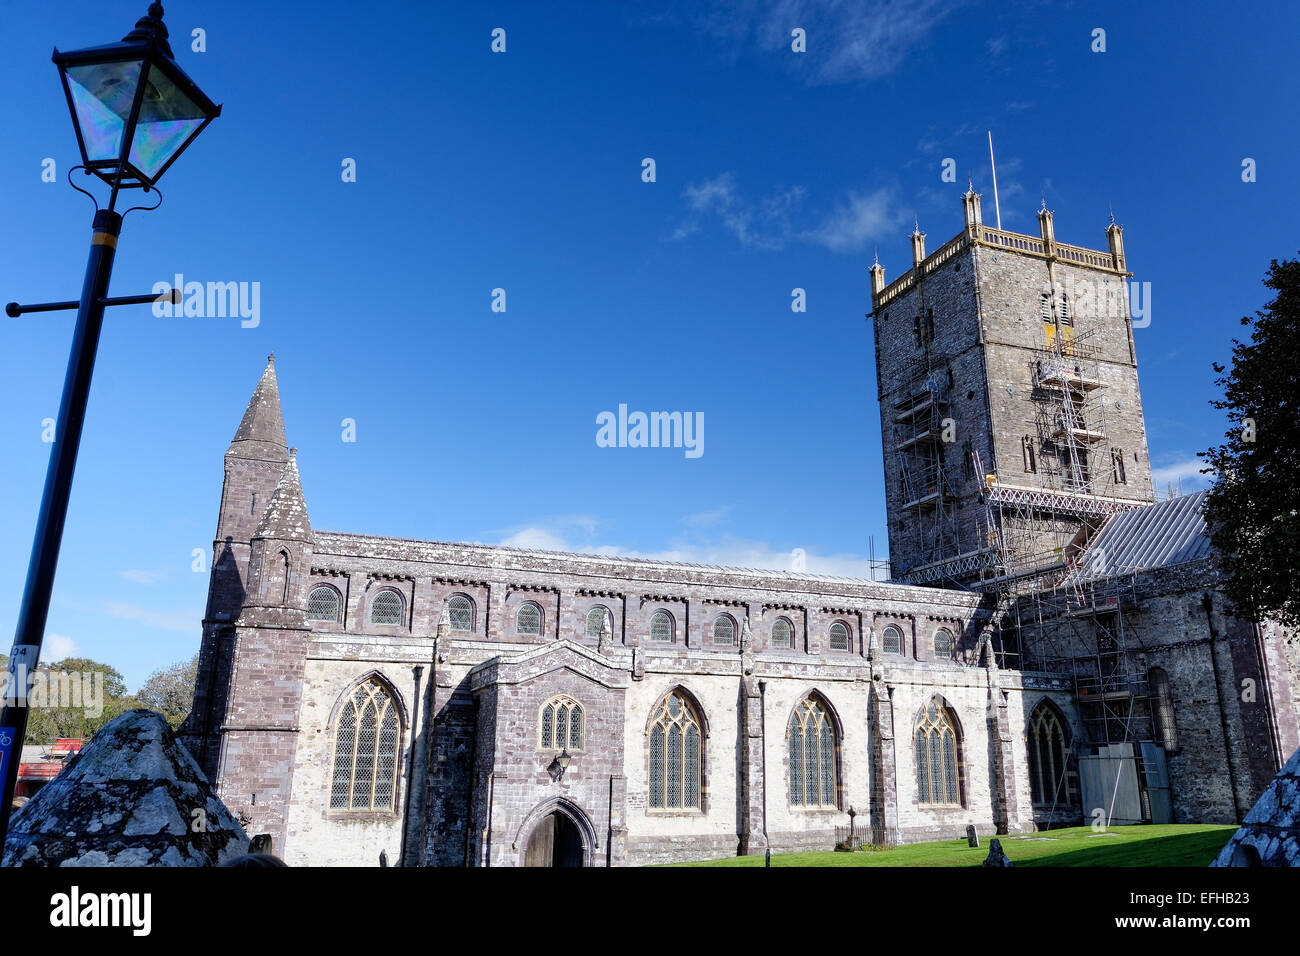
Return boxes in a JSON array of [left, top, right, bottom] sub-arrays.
[[228, 355, 288, 461], [254, 449, 312, 542], [910, 218, 927, 267]]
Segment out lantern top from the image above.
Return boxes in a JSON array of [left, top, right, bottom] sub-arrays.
[[52, 3, 220, 198]]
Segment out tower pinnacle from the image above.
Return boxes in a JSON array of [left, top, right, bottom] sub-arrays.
[[228, 356, 288, 460]]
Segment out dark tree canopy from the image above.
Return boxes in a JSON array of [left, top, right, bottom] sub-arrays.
[[1201, 253, 1300, 627]]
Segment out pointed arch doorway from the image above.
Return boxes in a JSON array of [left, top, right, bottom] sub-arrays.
[[523, 811, 584, 867]]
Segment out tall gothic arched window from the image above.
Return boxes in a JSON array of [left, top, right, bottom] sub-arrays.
[[1027, 701, 1074, 807], [647, 691, 702, 810], [788, 695, 838, 808], [330, 678, 402, 811], [915, 699, 961, 806]]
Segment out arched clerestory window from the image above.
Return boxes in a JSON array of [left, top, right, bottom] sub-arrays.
[[307, 585, 341, 623], [516, 601, 543, 636], [369, 589, 404, 626], [586, 607, 610, 641], [330, 678, 402, 812], [712, 615, 735, 646], [882, 625, 903, 655], [448, 595, 474, 631], [647, 690, 703, 810], [788, 694, 839, 808], [649, 610, 674, 643]]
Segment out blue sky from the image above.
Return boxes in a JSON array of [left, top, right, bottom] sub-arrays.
[[0, 0, 1296, 689]]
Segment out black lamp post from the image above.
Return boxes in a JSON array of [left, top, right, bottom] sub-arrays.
[[0, 3, 220, 850]]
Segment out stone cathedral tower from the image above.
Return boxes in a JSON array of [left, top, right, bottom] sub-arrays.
[[181, 356, 313, 849], [870, 187, 1155, 588]]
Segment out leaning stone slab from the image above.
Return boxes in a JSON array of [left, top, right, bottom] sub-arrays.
[[3, 708, 247, 866]]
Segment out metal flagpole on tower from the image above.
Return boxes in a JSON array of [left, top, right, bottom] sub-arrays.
[[988, 131, 1002, 229]]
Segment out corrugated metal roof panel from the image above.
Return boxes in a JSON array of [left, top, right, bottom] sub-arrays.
[[1070, 489, 1212, 581]]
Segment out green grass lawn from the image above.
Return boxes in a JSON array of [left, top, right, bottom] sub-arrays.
[[674, 824, 1236, 867]]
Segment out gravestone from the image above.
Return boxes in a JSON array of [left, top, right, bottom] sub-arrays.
[[966, 824, 979, 848], [982, 838, 1014, 867]]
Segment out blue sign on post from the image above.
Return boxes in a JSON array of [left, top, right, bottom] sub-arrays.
[[0, 727, 15, 787]]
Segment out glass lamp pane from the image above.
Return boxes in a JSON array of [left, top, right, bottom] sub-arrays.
[[128, 63, 206, 178], [66, 60, 144, 161]]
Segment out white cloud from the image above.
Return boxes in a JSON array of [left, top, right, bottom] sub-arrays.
[[802, 187, 904, 252], [494, 523, 886, 581], [44, 633, 81, 662], [701, 0, 959, 85], [986, 35, 1008, 57], [675, 175, 899, 254], [118, 569, 164, 585], [1151, 456, 1213, 493], [674, 172, 801, 250], [105, 602, 199, 635], [682, 507, 730, 528]]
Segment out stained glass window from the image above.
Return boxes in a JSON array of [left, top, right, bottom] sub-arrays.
[[1027, 702, 1074, 807], [329, 678, 401, 811], [772, 618, 793, 649], [448, 595, 473, 631], [517, 602, 542, 635], [538, 696, 583, 751], [882, 625, 903, 655], [307, 585, 341, 623], [829, 622, 850, 651], [649, 726, 664, 807], [650, 611, 673, 643], [369, 589, 404, 626], [915, 699, 961, 806], [647, 691, 702, 810], [933, 628, 953, 659], [541, 704, 554, 748], [712, 616, 735, 645], [787, 695, 838, 807]]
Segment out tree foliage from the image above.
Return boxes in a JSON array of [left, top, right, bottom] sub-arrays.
[[136, 654, 199, 729], [0, 653, 137, 744], [1200, 253, 1300, 626]]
